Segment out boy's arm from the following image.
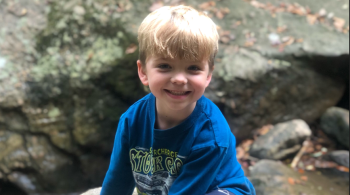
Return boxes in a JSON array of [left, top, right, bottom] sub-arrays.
[[168, 145, 255, 195], [100, 117, 135, 195]]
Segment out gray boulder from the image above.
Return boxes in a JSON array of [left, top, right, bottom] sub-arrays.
[[203, 0, 348, 141], [249, 119, 311, 159], [0, 0, 144, 193], [0, 130, 87, 193], [320, 107, 349, 148], [323, 150, 349, 168], [81, 187, 101, 195], [81, 187, 137, 195], [249, 159, 349, 195]]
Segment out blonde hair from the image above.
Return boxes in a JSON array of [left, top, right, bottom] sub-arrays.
[[138, 5, 219, 69]]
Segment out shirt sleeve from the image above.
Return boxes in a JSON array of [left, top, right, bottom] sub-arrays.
[[100, 116, 135, 195], [168, 145, 254, 195]]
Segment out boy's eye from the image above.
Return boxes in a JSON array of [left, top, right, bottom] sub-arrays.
[[188, 65, 200, 71], [158, 64, 171, 69]]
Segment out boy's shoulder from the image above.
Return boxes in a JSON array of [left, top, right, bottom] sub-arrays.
[[199, 96, 226, 120], [120, 93, 152, 121], [195, 96, 234, 148], [198, 95, 230, 128]]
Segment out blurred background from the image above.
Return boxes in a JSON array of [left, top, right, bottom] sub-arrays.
[[0, 0, 348, 194]]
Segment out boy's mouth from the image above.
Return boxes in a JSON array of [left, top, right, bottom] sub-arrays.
[[164, 89, 191, 96]]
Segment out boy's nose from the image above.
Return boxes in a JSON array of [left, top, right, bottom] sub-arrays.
[[171, 73, 187, 85]]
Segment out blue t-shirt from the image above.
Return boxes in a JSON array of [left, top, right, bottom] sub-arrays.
[[101, 93, 255, 195]]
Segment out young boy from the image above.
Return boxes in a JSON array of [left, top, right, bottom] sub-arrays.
[[101, 5, 255, 195]]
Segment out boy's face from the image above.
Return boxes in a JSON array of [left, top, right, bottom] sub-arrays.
[[137, 56, 213, 112]]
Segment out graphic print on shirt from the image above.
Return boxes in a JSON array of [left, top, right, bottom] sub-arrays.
[[130, 147, 184, 195]]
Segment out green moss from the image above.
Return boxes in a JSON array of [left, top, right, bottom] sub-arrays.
[[48, 107, 60, 118], [26, 0, 145, 120], [32, 0, 134, 87]]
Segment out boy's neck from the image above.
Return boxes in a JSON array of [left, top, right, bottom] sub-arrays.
[[155, 99, 196, 130]]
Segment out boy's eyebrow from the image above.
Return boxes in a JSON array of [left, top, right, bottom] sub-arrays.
[[155, 57, 172, 61], [155, 57, 204, 64]]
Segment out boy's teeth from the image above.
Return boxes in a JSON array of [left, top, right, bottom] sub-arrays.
[[168, 90, 187, 95]]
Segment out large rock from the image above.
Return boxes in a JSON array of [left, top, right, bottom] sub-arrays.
[[81, 187, 102, 195], [323, 150, 349, 168], [202, 0, 348, 141], [249, 119, 311, 159], [80, 187, 138, 195], [320, 107, 349, 148], [0, 0, 146, 193], [249, 159, 349, 195], [0, 130, 87, 193]]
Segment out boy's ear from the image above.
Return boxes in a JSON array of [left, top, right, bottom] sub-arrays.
[[205, 65, 214, 87], [137, 60, 149, 86]]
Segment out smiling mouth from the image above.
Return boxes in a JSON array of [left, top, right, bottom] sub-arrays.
[[164, 89, 191, 95]]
